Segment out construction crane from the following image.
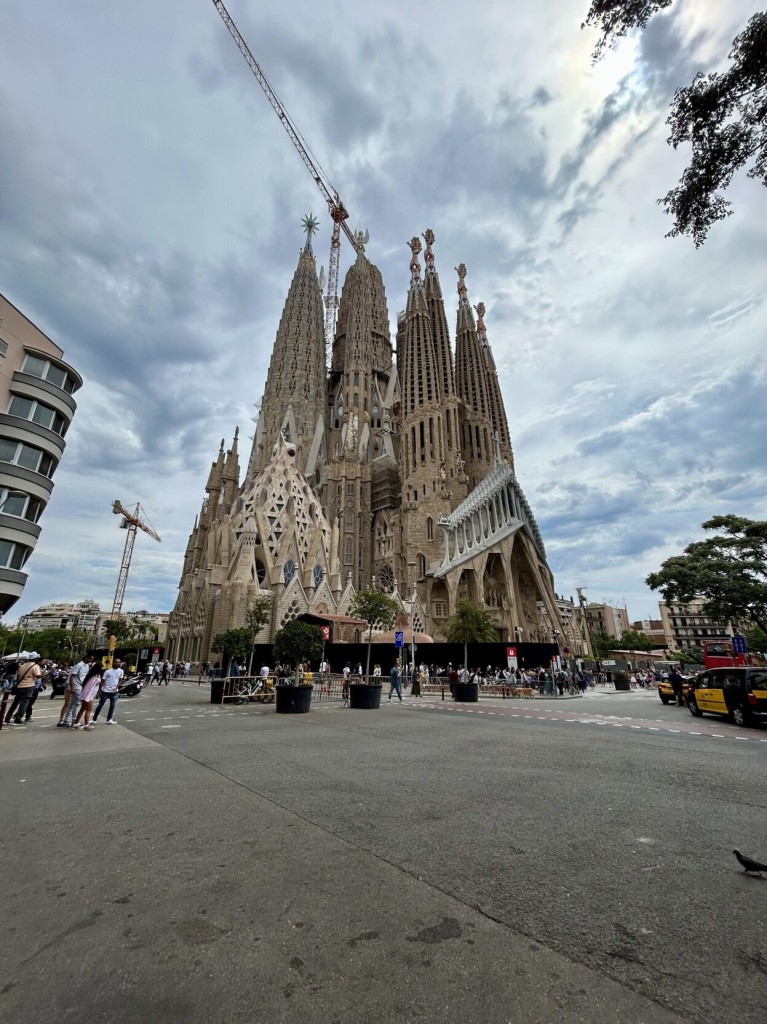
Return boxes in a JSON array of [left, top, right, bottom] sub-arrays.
[[110, 501, 161, 618], [211, 0, 358, 355]]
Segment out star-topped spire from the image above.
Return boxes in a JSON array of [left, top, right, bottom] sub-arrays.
[[301, 213, 319, 253]]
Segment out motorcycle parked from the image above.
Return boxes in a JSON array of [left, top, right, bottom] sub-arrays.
[[118, 673, 147, 698]]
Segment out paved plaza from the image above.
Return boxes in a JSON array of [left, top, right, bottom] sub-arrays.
[[2, 684, 765, 1024]]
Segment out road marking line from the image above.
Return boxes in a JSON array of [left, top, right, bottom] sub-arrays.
[[711, 734, 724, 738], [689, 731, 701, 735], [161, 725, 181, 729], [668, 729, 680, 733], [649, 727, 660, 731]]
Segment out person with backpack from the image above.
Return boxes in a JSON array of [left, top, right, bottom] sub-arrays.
[[4, 654, 42, 726]]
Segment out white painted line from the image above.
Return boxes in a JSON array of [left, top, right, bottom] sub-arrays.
[[735, 737, 748, 741], [689, 731, 701, 735], [161, 725, 181, 729], [711, 734, 724, 738], [668, 729, 680, 733], [629, 726, 641, 729], [649, 727, 660, 731]]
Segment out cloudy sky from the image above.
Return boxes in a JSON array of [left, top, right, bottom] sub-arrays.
[[1, 0, 764, 625]]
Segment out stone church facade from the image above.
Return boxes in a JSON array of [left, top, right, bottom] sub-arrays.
[[167, 225, 564, 665]]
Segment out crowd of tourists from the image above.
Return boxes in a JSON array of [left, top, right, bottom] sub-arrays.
[[1, 653, 125, 729]]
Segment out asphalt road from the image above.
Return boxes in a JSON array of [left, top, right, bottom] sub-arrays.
[[2, 684, 765, 1024]]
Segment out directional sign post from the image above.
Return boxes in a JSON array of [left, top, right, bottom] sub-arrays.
[[394, 631, 404, 648], [732, 635, 748, 655]]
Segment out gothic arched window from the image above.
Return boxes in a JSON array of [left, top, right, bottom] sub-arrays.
[[283, 560, 295, 585], [426, 517, 434, 541], [344, 537, 353, 564], [313, 565, 324, 587]]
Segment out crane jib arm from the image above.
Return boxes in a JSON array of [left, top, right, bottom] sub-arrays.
[[211, 1, 357, 252]]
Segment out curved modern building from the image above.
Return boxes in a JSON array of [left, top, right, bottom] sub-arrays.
[[0, 294, 82, 615]]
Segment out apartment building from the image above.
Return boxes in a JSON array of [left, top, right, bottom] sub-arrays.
[[658, 600, 731, 654], [0, 294, 82, 614]]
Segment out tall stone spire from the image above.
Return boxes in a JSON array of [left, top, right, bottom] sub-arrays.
[[398, 238, 458, 591], [475, 303, 513, 468], [324, 231, 394, 589], [248, 219, 326, 480], [422, 229, 467, 502], [454, 264, 494, 488]]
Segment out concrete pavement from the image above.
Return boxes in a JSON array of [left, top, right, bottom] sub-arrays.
[[2, 685, 764, 1024]]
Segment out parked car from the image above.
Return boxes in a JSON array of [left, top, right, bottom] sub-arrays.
[[657, 675, 692, 705], [687, 667, 767, 727]]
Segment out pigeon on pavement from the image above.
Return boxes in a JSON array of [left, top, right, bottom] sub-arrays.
[[733, 849, 767, 875]]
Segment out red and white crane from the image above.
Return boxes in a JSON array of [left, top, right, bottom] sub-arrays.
[[211, 0, 359, 354]]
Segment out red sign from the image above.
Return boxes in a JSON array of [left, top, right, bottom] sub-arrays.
[[506, 646, 517, 658], [321, 626, 330, 641]]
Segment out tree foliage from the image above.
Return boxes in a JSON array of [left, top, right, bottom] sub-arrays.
[[246, 597, 272, 637], [646, 515, 767, 634], [584, 3, 767, 245], [349, 588, 400, 677], [614, 629, 654, 652], [590, 629, 619, 658], [272, 620, 323, 672], [211, 628, 254, 664], [102, 616, 157, 646], [446, 599, 499, 669]]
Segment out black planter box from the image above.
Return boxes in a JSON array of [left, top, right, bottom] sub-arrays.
[[453, 681, 480, 703], [348, 683, 382, 709], [210, 679, 225, 705], [275, 684, 313, 714]]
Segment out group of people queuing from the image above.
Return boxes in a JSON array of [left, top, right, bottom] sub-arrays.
[[2, 654, 125, 729]]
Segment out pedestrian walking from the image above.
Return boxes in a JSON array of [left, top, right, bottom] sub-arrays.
[[387, 664, 403, 702], [92, 659, 124, 724], [74, 665, 103, 729], [59, 654, 94, 727], [4, 654, 42, 725]]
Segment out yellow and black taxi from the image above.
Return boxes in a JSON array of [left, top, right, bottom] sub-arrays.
[[687, 667, 767, 727], [657, 675, 691, 705]]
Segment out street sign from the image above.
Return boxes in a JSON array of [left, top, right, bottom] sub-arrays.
[[394, 631, 404, 648], [321, 626, 330, 641], [732, 635, 748, 654], [506, 646, 516, 658]]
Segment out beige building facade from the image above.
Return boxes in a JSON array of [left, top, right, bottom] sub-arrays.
[[0, 294, 82, 615], [167, 226, 564, 665], [658, 600, 731, 654]]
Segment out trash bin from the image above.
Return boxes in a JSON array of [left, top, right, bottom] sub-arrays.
[[210, 677, 225, 704], [613, 672, 630, 691]]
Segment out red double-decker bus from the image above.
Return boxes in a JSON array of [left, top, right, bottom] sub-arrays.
[[702, 639, 750, 670]]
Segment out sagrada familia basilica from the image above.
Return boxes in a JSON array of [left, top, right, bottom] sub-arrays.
[[167, 223, 564, 664]]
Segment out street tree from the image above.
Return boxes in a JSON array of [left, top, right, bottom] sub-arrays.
[[590, 630, 619, 659], [245, 596, 272, 673], [446, 599, 499, 672], [615, 629, 654, 653], [583, 3, 767, 245], [646, 515, 767, 633], [349, 588, 400, 678], [272, 621, 323, 680], [211, 628, 254, 674], [101, 617, 157, 647]]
